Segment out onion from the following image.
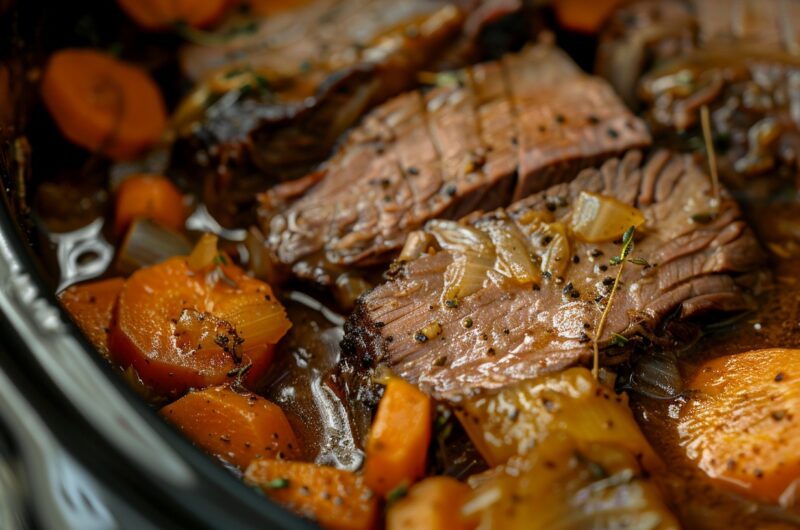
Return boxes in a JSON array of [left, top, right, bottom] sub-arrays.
[[222, 293, 292, 347], [464, 432, 679, 529], [426, 219, 494, 254], [477, 213, 539, 285], [427, 220, 496, 303], [569, 191, 645, 243], [188, 233, 220, 270], [244, 226, 285, 286], [398, 230, 438, 262], [514, 211, 570, 278], [115, 219, 192, 275], [629, 353, 683, 400], [442, 253, 494, 303], [539, 222, 570, 278]]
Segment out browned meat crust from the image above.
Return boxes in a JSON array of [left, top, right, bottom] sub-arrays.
[[260, 43, 652, 286], [174, 0, 528, 183], [597, 0, 800, 187], [341, 150, 765, 400]]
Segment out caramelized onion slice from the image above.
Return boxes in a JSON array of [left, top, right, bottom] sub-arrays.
[[220, 292, 293, 348], [442, 252, 494, 303], [539, 222, 570, 278], [477, 213, 539, 285], [455, 367, 661, 471], [426, 219, 494, 254], [427, 220, 496, 303], [463, 433, 680, 530], [188, 232, 220, 270], [570, 191, 645, 243]]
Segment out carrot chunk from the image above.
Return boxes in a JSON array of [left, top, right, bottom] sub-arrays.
[[114, 174, 187, 235], [161, 385, 300, 469], [363, 378, 432, 497], [117, 0, 229, 30], [41, 49, 167, 160], [387, 476, 475, 530], [108, 253, 291, 397], [553, 0, 626, 33], [59, 278, 125, 359], [245, 460, 378, 530], [680, 348, 800, 505]]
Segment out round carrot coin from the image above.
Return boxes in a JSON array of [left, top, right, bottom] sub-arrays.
[[117, 0, 229, 30], [41, 49, 167, 161], [109, 256, 291, 397]]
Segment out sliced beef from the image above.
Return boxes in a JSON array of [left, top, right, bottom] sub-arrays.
[[341, 150, 766, 400], [259, 43, 652, 286], [597, 0, 800, 188], [173, 0, 526, 179], [171, 0, 528, 226]]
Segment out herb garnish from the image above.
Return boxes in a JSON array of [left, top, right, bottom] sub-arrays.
[[592, 226, 635, 378], [699, 105, 721, 216], [175, 20, 258, 46], [264, 477, 290, 489], [628, 257, 651, 267], [610, 333, 629, 347], [386, 484, 408, 505]]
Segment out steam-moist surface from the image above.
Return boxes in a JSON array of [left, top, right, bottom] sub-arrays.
[[260, 43, 651, 286], [343, 150, 764, 399]]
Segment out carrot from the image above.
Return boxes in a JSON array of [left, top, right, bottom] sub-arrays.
[[59, 278, 125, 360], [114, 174, 187, 235], [387, 476, 475, 530], [363, 378, 432, 497], [41, 49, 166, 161], [117, 0, 229, 30], [552, 0, 626, 34], [680, 348, 800, 505], [161, 385, 300, 469], [108, 248, 291, 397], [245, 460, 378, 530]]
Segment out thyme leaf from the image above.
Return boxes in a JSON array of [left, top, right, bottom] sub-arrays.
[[700, 105, 721, 215], [592, 226, 636, 379], [628, 257, 650, 267], [264, 478, 289, 489], [610, 333, 629, 347], [386, 484, 408, 505]]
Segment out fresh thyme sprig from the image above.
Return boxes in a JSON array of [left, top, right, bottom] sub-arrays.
[[700, 105, 721, 215], [592, 226, 635, 379]]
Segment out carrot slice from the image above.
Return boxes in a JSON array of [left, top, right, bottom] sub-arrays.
[[245, 460, 378, 530], [161, 385, 300, 469], [117, 0, 229, 30], [387, 476, 475, 530], [59, 278, 125, 360], [114, 174, 187, 235], [41, 49, 166, 161], [680, 348, 800, 505], [108, 254, 291, 397], [363, 378, 432, 497], [552, 0, 626, 33]]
